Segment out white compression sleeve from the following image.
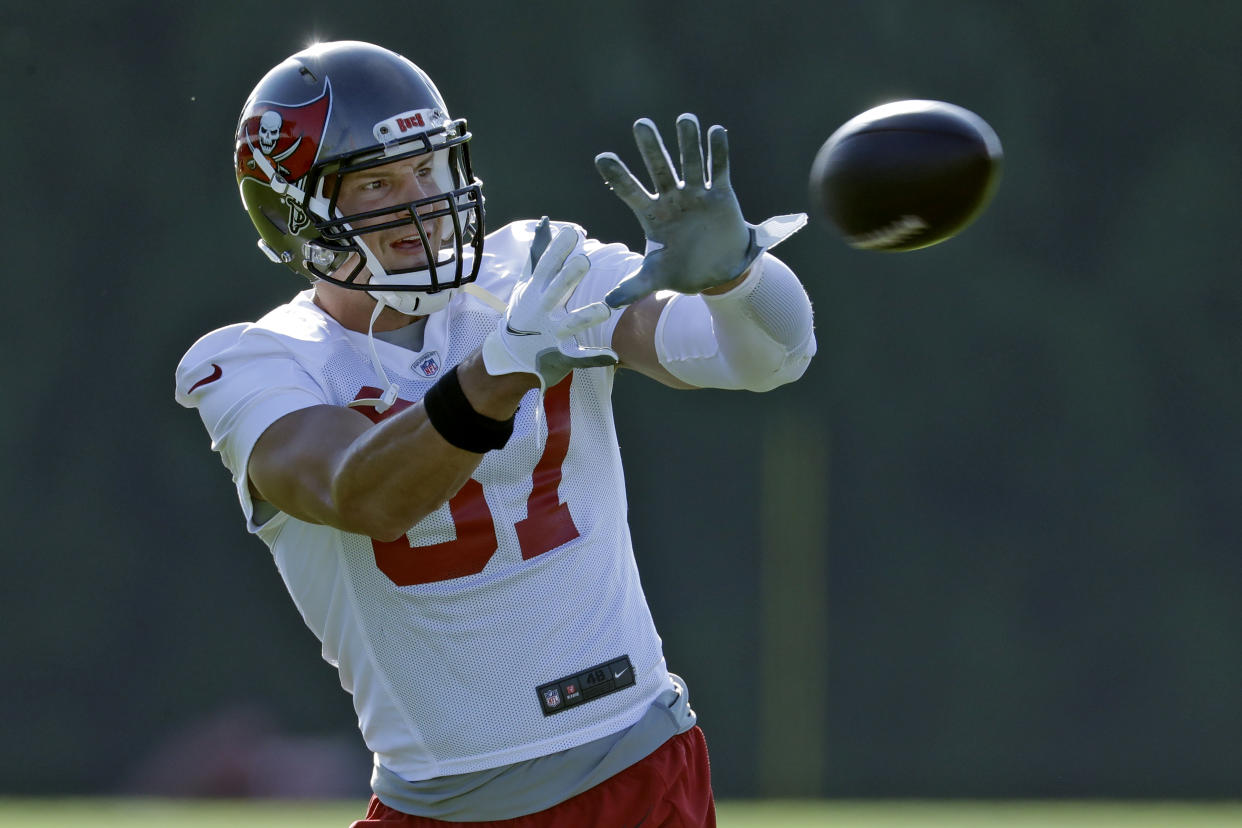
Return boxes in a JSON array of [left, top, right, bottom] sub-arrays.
[[654, 253, 816, 391]]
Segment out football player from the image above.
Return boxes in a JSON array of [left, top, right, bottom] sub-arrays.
[[176, 40, 815, 827]]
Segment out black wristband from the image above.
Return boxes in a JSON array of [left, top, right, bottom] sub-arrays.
[[423, 365, 516, 453]]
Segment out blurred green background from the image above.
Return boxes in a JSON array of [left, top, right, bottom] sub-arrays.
[[4, 0, 1240, 805]]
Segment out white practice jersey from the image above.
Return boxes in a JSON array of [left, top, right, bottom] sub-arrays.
[[175, 220, 674, 781]]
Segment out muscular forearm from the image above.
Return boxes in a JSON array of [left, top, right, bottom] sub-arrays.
[[331, 352, 538, 541], [249, 351, 537, 541]]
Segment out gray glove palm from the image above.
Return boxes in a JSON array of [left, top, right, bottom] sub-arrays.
[[595, 114, 806, 308]]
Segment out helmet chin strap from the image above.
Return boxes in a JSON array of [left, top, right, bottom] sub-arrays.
[[342, 285, 506, 418], [346, 298, 401, 414], [338, 232, 509, 417]]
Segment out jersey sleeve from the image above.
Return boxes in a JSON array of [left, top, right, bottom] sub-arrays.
[[175, 324, 327, 532]]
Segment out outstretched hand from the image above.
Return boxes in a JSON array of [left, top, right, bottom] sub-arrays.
[[481, 218, 618, 390], [596, 114, 808, 308], [595, 115, 755, 307]]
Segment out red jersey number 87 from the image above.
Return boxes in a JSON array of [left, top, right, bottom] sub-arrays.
[[354, 377, 579, 586]]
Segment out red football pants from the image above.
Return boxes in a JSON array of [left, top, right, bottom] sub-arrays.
[[349, 726, 715, 828]]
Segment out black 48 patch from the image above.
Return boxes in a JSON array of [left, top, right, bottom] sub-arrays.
[[537, 655, 635, 716]]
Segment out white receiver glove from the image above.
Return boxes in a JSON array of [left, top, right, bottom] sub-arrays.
[[481, 217, 618, 390]]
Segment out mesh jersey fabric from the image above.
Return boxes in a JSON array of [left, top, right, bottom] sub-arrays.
[[174, 220, 674, 781]]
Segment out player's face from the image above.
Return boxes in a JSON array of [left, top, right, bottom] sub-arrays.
[[335, 150, 452, 275]]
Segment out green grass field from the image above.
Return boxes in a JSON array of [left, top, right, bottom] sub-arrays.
[[1, 799, 1241, 827]]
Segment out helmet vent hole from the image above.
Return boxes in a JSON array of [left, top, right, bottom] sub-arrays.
[[260, 206, 290, 234]]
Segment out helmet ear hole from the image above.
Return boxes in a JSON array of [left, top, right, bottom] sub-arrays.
[[260, 205, 291, 234]]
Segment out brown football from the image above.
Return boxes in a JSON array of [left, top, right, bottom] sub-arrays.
[[809, 100, 1002, 251]]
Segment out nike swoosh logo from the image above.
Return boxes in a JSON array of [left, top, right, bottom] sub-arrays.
[[614, 668, 628, 679], [505, 323, 540, 337], [189, 363, 223, 392]]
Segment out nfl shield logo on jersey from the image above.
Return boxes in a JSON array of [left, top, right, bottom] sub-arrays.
[[414, 352, 441, 378], [542, 686, 562, 709]]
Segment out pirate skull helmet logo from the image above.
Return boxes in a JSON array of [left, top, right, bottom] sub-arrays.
[[258, 110, 282, 155]]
